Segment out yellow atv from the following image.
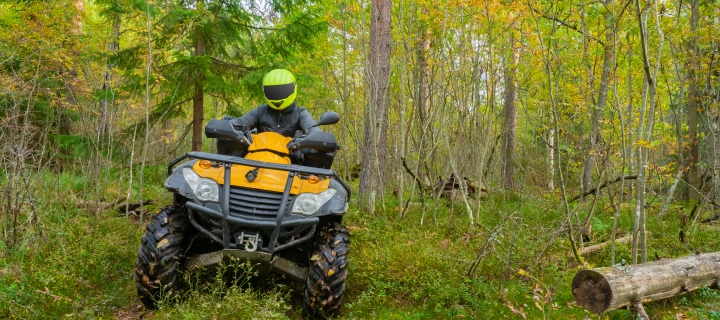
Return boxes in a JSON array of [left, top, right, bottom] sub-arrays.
[[135, 112, 350, 317]]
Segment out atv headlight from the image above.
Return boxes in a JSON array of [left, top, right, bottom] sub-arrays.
[[182, 168, 219, 203], [292, 188, 337, 216]]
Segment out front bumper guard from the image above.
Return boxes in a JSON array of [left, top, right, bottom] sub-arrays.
[[171, 152, 348, 254], [186, 202, 317, 253]]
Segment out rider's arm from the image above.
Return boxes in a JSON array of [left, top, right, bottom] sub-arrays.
[[298, 108, 319, 133], [229, 107, 261, 131]]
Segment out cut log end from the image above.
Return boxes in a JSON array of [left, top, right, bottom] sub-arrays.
[[573, 252, 720, 315], [572, 270, 613, 314]]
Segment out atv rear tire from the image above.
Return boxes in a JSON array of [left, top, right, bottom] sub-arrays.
[[135, 205, 187, 308], [304, 222, 350, 318]]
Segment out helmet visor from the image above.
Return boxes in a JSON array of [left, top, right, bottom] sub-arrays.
[[264, 83, 295, 100]]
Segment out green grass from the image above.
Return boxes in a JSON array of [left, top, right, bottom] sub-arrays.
[[1, 171, 719, 319], [0, 210, 143, 318]]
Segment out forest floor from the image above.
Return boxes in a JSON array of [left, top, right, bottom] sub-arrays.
[[1, 171, 720, 319]]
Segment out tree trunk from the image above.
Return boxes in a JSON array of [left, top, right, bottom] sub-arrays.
[[632, 0, 663, 264], [359, 0, 392, 214], [100, 15, 120, 136], [529, 3, 584, 266], [502, 22, 520, 190], [417, 22, 430, 125], [687, 0, 701, 202], [191, 0, 205, 152], [572, 252, 720, 314], [581, 0, 613, 194], [546, 128, 555, 191]]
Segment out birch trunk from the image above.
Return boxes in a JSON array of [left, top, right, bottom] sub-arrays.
[[633, 0, 663, 264], [547, 128, 555, 191], [529, 1, 583, 265]]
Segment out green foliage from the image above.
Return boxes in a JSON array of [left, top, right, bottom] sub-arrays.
[[113, 0, 328, 134], [152, 260, 290, 319], [591, 216, 610, 236], [2, 174, 720, 319], [3, 0, 720, 318], [53, 134, 92, 160], [0, 207, 142, 318]]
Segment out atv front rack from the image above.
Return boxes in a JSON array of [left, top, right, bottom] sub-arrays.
[[169, 152, 350, 254]]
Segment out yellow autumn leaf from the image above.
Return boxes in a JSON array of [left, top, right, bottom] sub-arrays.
[[534, 300, 544, 311], [635, 139, 651, 148]]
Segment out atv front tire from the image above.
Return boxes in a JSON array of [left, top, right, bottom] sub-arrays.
[[304, 222, 350, 318], [135, 205, 187, 308]]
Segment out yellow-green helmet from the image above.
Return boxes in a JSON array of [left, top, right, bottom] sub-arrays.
[[263, 69, 297, 110]]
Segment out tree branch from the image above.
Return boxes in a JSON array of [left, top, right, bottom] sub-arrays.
[[402, 156, 426, 190], [570, 175, 638, 202], [527, 5, 606, 47]]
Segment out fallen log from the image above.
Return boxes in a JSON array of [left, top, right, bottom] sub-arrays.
[[433, 176, 487, 203], [574, 233, 651, 258], [572, 252, 720, 314], [76, 196, 128, 213], [702, 213, 720, 223], [578, 235, 633, 256], [567, 234, 650, 268], [120, 200, 155, 212]]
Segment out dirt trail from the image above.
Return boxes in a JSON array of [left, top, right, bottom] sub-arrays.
[[114, 300, 152, 320]]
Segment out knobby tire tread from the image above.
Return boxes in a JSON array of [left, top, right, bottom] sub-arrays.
[[135, 205, 186, 309], [304, 222, 350, 318]]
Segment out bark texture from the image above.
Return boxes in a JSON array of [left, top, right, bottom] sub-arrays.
[[581, 0, 613, 193], [359, 0, 391, 213], [687, 0, 701, 202], [417, 24, 430, 125], [572, 252, 720, 314], [502, 24, 520, 189]]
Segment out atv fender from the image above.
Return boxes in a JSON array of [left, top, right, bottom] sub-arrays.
[[164, 160, 198, 201]]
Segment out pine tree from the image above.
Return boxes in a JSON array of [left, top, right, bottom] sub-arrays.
[[113, 0, 327, 151]]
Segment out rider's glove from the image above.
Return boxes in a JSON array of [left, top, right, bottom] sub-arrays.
[[287, 138, 304, 150]]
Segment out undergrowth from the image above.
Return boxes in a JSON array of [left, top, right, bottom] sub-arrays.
[[1, 170, 719, 319]]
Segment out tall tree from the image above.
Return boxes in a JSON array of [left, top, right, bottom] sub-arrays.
[[191, 0, 206, 152], [581, 0, 615, 194], [502, 19, 520, 189], [632, 0, 663, 264], [359, 0, 392, 214], [114, 0, 326, 151], [687, 0, 702, 202], [416, 8, 431, 125]]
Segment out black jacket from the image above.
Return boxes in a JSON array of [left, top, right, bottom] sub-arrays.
[[230, 103, 318, 137]]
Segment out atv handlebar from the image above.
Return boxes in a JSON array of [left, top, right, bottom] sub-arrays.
[[206, 112, 341, 153], [204, 119, 253, 146]]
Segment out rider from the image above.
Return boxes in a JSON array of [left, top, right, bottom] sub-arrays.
[[230, 69, 319, 137]]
